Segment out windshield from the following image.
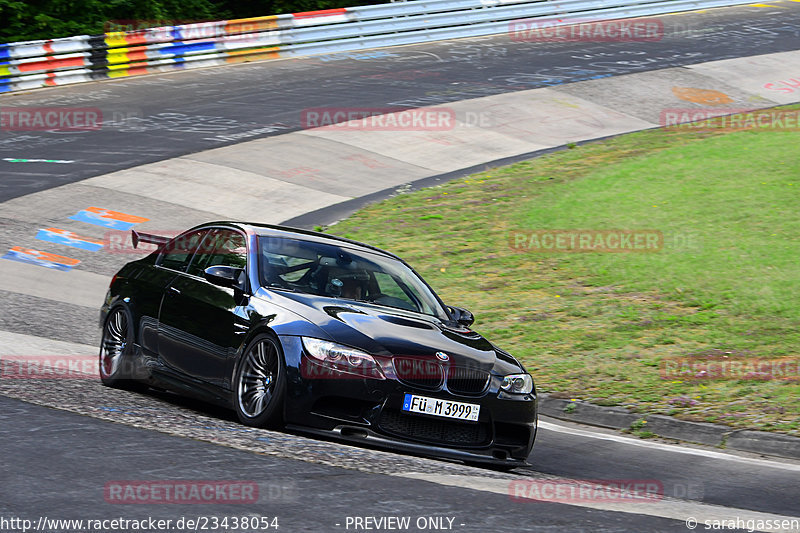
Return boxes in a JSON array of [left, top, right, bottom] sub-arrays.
[[258, 236, 448, 320]]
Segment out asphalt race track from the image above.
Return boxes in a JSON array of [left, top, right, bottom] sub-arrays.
[[1, 2, 800, 532], [2, 396, 690, 533], [2, 3, 800, 202]]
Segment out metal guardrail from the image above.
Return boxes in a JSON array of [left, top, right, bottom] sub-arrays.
[[0, 0, 754, 94]]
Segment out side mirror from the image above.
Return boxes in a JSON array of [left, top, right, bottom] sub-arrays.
[[448, 306, 475, 328], [204, 265, 244, 289]]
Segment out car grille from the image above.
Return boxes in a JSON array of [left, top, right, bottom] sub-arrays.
[[392, 357, 491, 396], [377, 409, 490, 447], [393, 357, 443, 390], [446, 366, 490, 396]]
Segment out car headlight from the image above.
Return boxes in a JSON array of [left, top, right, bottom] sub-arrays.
[[500, 373, 534, 394], [301, 337, 384, 379]]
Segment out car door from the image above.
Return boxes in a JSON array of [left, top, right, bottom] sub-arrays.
[[140, 228, 211, 355], [157, 228, 250, 388]]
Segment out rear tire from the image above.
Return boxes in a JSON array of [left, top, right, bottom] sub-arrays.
[[99, 306, 143, 390], [234, 333, 286, 428]]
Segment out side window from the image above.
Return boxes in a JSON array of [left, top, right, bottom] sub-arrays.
[[186, 229, 247, 278], [157, 229, 209, 272]]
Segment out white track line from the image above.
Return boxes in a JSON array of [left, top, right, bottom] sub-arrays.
[[0, 330, 97, 356], [539, 420, 800, 472], [398, 473, 800, 532]]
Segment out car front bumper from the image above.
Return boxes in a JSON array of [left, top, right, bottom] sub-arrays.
[[280, 336, 538, 464]]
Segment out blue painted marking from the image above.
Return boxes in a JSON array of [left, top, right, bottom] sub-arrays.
[[69, 210, 136, 230], [36, 229, 104, 251], [2, 249, 77, 271]]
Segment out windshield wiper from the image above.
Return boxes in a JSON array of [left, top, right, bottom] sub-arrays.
[[346, 298, 428, 316], [265, 285, 298, 293]]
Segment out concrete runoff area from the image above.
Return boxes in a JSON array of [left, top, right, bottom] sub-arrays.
[[552, 66, 782, 124], [685, 50, 800, 105], [82, 155, 352, 221], [0, 258, 108, 309]]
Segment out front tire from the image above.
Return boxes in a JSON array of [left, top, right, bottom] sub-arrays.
[[234, 333, 286, 428]]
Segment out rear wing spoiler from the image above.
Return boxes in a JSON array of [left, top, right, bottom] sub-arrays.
[[131, 229, 170, 249]]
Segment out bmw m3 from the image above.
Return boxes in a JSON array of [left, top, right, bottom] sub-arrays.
[[99, 222, 537, 466]]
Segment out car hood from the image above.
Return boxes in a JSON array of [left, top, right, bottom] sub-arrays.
[[263, 290, 521, 372]]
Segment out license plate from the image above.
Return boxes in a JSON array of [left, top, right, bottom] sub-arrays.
[[402, 394, 480, 422]]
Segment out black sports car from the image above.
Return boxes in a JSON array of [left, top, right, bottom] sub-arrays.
[[99, 222, 537, 466]]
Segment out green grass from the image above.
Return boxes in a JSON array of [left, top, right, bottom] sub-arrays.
[[327, 106, 800, 435]]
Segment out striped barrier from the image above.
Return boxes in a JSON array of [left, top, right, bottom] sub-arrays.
[[0, 0, 757, 94]]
